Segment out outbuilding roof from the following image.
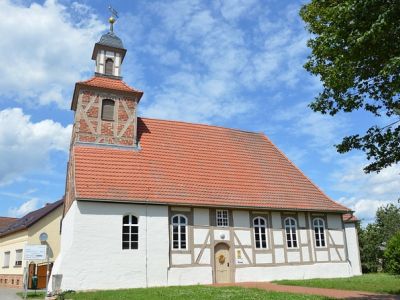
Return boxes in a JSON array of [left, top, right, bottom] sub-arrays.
[[0, 217, 18, 231], [0, 199, 63, 237], [72, 118, 349, 213]]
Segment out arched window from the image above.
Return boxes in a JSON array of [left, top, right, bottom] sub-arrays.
[[101, 99, 115, 121], [122, 215, 138, 250], [105, 58, 114, 75], [171, 214, 187, 250], [284, 217, 298, 248], [253, 217, 267, 249], [313, 218, 326, 247]]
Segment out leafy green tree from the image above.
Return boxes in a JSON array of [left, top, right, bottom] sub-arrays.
[[358, 204, 400, 272], [358, 224, 382, 272], [384, 232, 400, 274], [300, 0, 400, 173]]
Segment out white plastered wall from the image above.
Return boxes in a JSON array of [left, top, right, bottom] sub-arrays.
[[344, 223, 362, 275], [50, 201, 170, 291], [236, 262, 352, 282]]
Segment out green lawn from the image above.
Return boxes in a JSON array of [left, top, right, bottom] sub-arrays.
[[17, 286, 330, 300], [274, 273, 400, 295]]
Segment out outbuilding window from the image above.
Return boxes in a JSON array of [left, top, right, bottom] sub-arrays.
[[3, 251, 10, 267], [284, 217, 298, 248], [15, 249, 22, 266], [171, 214, 187, 250], [105, 58, 114, 75], [101, 99, 115, 121], [122, 215, 138, 250], [216, 210, 229, 227], [253, 217, 268, 249], [313, 218, 326, 247]]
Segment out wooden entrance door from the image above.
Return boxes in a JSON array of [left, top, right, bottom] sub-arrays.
[[37, 263, 53, 289], [214, 243, 231, 283]]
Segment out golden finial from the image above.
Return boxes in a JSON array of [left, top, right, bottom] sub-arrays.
[[108, 6, 119, 32]]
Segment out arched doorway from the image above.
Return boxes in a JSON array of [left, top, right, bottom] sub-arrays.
[[214, 243, 231, 283]]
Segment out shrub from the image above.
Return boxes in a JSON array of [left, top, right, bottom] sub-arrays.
[[384, 231, 400, 274]]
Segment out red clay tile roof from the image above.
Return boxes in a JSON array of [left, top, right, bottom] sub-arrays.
[[78, 76, 143, 94], [0, 199, 63, 237], [0, 217, 18, 230], [71, 76, 143, 110], [343, 213, 358, 223], [73, 118, 349, 212]]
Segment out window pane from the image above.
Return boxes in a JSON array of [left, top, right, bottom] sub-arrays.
[[255, 241, 260, 248], [293, 240, 297, 247], [131, 234, 138, 242], [122, 234, 130, 242], [122, 242, 130, 249], [131, 226, 138, 234], [254, 218, 259, 226], [321, 240, 326, 247], [123, 226, 129, 233], [180, 216, 186, 224], [173, 242, 179, 249], [316, 240, 320, 247], [131, 216, 138, 224], [260, 227, 265, 234], [181, 241, 186, 249], [131, 242, 138, 249], [262, 241, 267, 248], [287, 241, 292, 248], [123, 215, 129, 224]]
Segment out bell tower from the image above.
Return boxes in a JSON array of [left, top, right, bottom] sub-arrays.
[[92, 15, 126, 79], [70, 12, 143, 148]]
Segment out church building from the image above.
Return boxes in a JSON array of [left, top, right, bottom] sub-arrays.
[[49, 18, 361, 293]]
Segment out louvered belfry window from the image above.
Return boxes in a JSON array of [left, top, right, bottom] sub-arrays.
[[105, 58, 114, 75], [101, 99, 115, 121]]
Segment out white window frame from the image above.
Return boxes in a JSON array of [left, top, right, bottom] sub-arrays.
[[122, 215, 139, 250], [15, 249, 23, 266], [171, 214, 188, 250], [3, 251, 10, 268], [284, 217, 298, 248], [313, 218, 326, 248], [216, 210, 229, 227], [253, 216, 268, 249]]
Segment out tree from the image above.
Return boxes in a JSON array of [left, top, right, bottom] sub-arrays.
[[300, 0, 400, 173], [358, 204, 400, 272], [384, 232, 400, 274]]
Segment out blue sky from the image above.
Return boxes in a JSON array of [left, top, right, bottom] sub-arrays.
[[0, 0, 398, 224]]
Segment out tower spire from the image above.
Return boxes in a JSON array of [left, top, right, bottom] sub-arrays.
[[108, 5, 119, 33]]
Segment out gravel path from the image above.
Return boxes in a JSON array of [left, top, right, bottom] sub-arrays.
[[0, 288, 23, 300]]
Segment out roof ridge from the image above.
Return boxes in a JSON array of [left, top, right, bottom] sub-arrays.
[[139, 117, 262, 135], [259, 134, 349, 212]]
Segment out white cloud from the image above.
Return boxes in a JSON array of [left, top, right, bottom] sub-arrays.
[[0, 0, 105, 108], [0, 108, 72, 185], [129, 1, 311, 124], [8, 198, 39, 217], [333, 157, 400, 224], [272, 102, 349, 161]]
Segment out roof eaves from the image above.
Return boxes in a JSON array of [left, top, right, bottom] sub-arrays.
[[76, 197, 350, 213]]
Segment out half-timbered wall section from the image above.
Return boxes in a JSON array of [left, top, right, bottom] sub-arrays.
[[72, 90, 137, 147], [168, 206, 354, 282]]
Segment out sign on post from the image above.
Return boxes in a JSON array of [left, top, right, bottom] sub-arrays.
[[24, 245, 47, 260]]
